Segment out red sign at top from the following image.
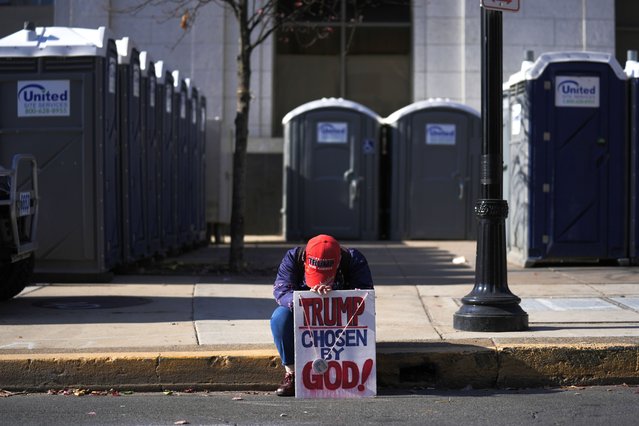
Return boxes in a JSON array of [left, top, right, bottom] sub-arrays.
[[481, 0, 520, 12]]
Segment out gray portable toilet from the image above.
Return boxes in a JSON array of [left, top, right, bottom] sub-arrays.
[[140, 51, 162, 256], [626, 52, 639, 265], [116, 37, 147, 263], [173, 71, 189, 248], [504, 51, 628, 266], [503, 53, 536, 249], [0, 25, 121, 278], [385, 99, 481, 241], [195, 93, 207, 245], [184, 78, 198, 246], [158, 64, 178, 253], [282, 98, 381, 241]]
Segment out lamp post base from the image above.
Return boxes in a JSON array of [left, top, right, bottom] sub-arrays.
[[453, 303, 528, 332]]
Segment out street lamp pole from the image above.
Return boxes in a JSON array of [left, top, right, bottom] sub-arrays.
[[453, 6, 528, 332]]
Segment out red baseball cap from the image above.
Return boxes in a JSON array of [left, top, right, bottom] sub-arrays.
[[304, 234, 341, 288]]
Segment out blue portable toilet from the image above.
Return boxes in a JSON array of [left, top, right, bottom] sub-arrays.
[[384, 99, 481, 241], [504, 51, 628, 266], [0, 26, 121, 278]]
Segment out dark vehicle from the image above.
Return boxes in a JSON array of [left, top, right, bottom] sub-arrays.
[[0, 154, 38, 300]]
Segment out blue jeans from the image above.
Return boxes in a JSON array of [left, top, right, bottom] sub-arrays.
[[270, 306, 294, 366]]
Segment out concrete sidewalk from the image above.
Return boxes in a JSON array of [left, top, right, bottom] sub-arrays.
[[0, 239, 638, 392]]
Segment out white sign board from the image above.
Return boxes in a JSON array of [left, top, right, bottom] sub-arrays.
[[17, 80, 70, 117], [317, 122, 348, 143], [555, 76, 600, 108], [426, 123, 456, 145], [294, 289, 376, 399], [481, 0, 520, 12]]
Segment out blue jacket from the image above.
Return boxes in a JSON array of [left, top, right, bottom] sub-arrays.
[[273, 247, 374, 310]]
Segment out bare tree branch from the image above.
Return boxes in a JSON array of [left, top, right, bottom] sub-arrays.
[[110, 0, 407, 270]]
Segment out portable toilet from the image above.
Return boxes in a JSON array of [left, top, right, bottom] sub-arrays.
[[626, 51, 639, 265], [157, 64, 177, 253], [140, 51, 162, 256], [172, 71, 189, 248], [184, 78, 198, 246], [282, 98, 382, 241], [116, 37, 147, 263], [503, 52, 536, 249], [0, 25, 121, 278], [385, 99, 481, 241], [194, 93, 207, 245], [504, 51, 628, 266]]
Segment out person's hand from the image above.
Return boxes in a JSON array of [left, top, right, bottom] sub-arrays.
[[310, 284, 333, 295]]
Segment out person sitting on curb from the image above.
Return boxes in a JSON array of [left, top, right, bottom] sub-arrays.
[[270, 234, 374, 397]]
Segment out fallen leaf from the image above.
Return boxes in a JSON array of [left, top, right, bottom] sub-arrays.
[[164, 390, 174, 396], [180, 11, 190, 30]]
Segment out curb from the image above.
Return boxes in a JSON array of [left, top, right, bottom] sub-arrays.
[[1, 343, 638, 392]]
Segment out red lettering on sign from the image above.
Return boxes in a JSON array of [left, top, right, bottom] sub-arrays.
[[301, 296, 366, 327], [301, 359, 373, 392]]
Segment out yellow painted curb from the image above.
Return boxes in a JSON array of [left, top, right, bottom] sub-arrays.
[[0, 344, 637, 391]]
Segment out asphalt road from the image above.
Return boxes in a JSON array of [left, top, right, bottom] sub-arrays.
[[1, 385, 639, 425]]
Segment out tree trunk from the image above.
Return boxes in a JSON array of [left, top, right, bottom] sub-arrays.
[[229, 3, 251, 271]]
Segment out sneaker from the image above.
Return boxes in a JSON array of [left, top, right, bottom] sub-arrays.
[[275, 372, 295, 397]]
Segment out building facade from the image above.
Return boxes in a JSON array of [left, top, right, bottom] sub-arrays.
[[1, 0, 635, 235]]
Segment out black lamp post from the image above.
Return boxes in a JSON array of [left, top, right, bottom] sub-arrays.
[[453, 5, 528, 332]]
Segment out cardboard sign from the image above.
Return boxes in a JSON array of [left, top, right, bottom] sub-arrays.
[[294, 289, 376, 399]]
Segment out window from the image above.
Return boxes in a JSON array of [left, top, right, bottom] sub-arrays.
[[273, 0, 411, 136], [616, 0, 639, 65], [0, 0, 54, 39]]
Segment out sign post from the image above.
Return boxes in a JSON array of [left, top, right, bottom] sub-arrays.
[[294, 289, 376, 399], [453, 1, 528, 331], [481, 0, 520, 12]]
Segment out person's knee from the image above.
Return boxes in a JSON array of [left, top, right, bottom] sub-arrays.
[[271, 307, 293, 334]]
